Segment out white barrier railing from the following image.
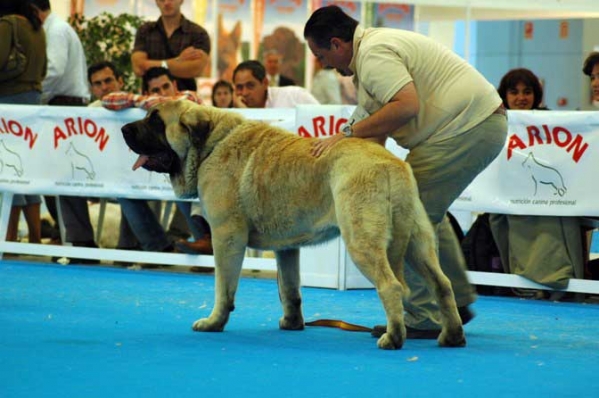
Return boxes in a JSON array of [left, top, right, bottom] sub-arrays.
[[1, 104, 598, 293]]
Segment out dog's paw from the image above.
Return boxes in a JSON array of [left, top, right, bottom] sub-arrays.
[[438, 328, 466, 348], [192, 318, 225, 332], [279, 315, 304, 331], [377, 333, 404, 350]]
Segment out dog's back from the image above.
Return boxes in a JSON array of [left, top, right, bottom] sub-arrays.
[[199, 120, 421, 252]]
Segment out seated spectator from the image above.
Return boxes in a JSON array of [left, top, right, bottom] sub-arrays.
[[489, 68, 584, 299], [211, 79, 236, 108], [103, 67, 214, 269], [583, 51, 599, 108], [233, 60, 319, 108]]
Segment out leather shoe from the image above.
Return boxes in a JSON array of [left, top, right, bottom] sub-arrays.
[[370, 325, 440, 339], [370, 305, 475, 339], [175, 236, 213, 255]]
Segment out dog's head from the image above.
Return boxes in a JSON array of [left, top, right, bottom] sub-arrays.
[[121, 100, 214, 197]]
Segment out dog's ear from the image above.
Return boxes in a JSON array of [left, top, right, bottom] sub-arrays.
[[179, 108, 212, 149]]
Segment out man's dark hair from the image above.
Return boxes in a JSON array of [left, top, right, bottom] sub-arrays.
[[233, 60, 266, 82], [142, 67, 175, 93], [29, 0, 51, 12], [87, 61, 121, 84], [583, 52, 599, 76], [497, 68, 544, 110], [303, 5, 358, 49]]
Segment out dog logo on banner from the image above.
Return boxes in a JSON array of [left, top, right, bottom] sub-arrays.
[[522, 152, 567, 197], [66, 142, 96, 180], [0, 139, 24, 177]]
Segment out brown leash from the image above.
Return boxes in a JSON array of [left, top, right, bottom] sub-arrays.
[[305, 319, 373, 332]]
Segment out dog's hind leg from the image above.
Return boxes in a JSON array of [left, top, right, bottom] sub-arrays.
[[192, 234, 247, 333], [404, 204, 466, 347], [275, 248, 304, 330], [346, 240, 407, 350]]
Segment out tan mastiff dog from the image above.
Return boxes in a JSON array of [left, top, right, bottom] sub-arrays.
[[121, 101, 466, 350]]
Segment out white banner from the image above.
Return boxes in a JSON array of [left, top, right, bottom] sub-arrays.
[[454, 110, 599, 216], [295, 106, 599, 217], [2, 104, 599, 216], [0, 105, 175, 200]]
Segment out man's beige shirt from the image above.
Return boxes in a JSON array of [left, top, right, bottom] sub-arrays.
[[349, 26, 501, 149]]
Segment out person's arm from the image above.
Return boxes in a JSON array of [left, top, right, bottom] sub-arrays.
[[167, 27, 211, 78], [102, 91, 203, 110], [131, 25, 150, 77], [131, 51, 150, 77], [351, 82, 419, 140], [310, 82, 419, 157]]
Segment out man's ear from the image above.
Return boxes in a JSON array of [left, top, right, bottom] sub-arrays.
[[180, 108, 212, 148]]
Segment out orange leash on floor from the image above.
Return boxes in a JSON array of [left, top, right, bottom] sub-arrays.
[[305, 319, 373, 332]]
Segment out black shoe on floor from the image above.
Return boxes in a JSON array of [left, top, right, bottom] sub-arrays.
[[370, 324, 440, 339]]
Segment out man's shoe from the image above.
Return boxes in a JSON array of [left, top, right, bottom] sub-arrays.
[[370, 324, 440, 339], [370, 304, 474, 339], [175, 236, 213, 255]]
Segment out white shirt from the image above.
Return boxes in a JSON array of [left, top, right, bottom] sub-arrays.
[[41, 12, 90, 103], [265, 86, 320, 108]]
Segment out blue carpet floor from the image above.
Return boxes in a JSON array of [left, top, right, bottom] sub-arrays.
[[1, 261, 599, 398]]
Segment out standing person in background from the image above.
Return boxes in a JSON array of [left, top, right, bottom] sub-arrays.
[[263, 49, 296, 87], [304, 5, 508, 339], [0, 0, 46, 245], [490, 68, 584, 299], [131, 0, 210, 92], [311, 57, 342, 104], [31, 0, 98, 263]]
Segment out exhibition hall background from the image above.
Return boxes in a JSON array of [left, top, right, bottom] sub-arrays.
[[52, 0, 599, 110]]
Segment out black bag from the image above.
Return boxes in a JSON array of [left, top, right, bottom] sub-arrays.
[[0, 16, 28, 82], [460, 213, 505, 295]]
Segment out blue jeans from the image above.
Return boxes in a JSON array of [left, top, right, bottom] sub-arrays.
[[117, 198, 171, 251]]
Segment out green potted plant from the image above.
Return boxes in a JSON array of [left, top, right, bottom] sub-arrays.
[[69, 12, 145, 92]]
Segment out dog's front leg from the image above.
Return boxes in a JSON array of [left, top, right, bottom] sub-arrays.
[[192, 239, 247, 332], [275, 249, 304, 330]]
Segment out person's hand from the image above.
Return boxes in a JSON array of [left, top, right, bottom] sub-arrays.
[[178, 47, 207, 61], [233, 95, 246, 108], [311, 134, 345, 157]]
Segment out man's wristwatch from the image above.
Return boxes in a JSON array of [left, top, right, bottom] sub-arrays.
[[161, 60, 168, 70], [341, 123, 353, 137]]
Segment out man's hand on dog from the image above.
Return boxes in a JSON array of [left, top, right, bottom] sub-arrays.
[[311, 133, 346, 157]]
